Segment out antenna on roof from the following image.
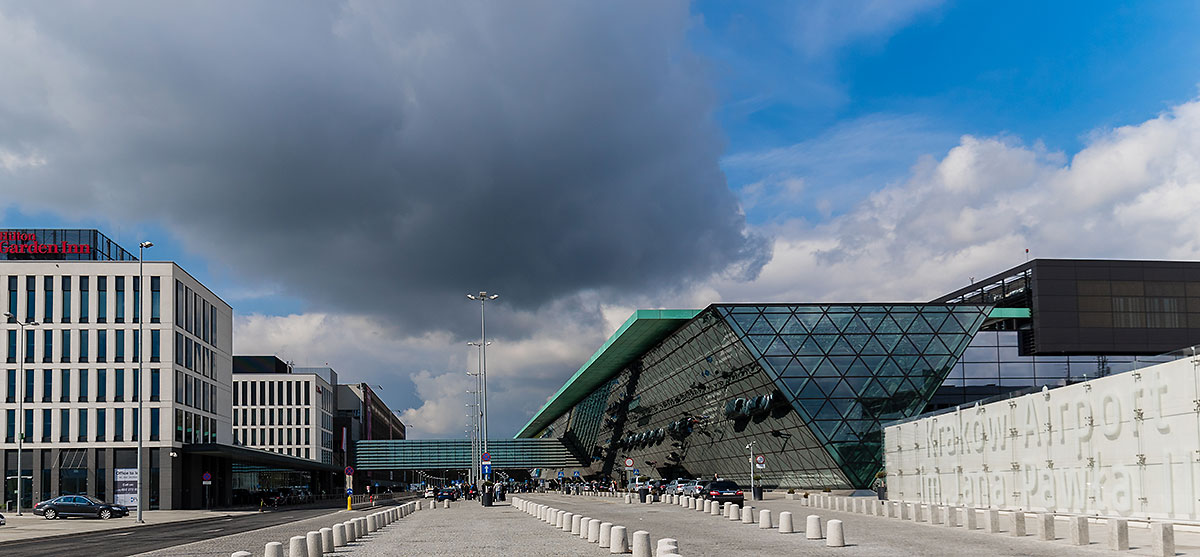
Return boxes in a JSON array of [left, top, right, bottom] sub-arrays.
[[1025, 248, 1030, 262]]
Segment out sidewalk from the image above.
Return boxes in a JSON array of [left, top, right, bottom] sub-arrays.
[[0, 509, 258, 543]]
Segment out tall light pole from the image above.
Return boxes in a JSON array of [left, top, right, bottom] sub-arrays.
[[465, 292, 497, 474], [137, 241, 152, 523], [746, 441, 756, 500], [5, 312, 37, 515]]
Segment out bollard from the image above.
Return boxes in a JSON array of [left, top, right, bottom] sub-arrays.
[[657, 538, 679, 555], [333, 523, 347, 547], [442, 500, 449, 509], [723, 502, 731, 518], [631, 530, 651, 557], [625, 494, 633, 504], [367, 514, 377, 532], [742, 505, 754, 524], [1069, 516, 1089, 545], [1108, 518, 1129, 551], [558, 511, 568, 529], [806, 514, 823, 539], [985, 509, 1000, 533], [610, 526, 629, 554], [965, 507, 977, 530], [945, 506, 958, 527], [759, 509, 773, 529], [703, 499, 711, 513], [826, 519, 846, 547], [865, 499, 874, 516], [930, 505, 942, 524], [579, 517, 592, 539], [1152, 522, 1175, 557], [900, 502, 910, 520], [599, 522, 614, 548], [890, 500, 900, 518], [344, 521, 356, 542], [306, 531, 323, 557], [232, 552, 252, 557], [320, 528, 334, 553], [913, 503, 925, 522], [728, 503, 740, 521], [1037, 513, 1054, 540], [588, 519, 602, 542], [563, 512, 575, 531], [1011, 511, 1026, 537], [712, 501, 722, 516], [779, 511, 794, 534], [288, 535, 308, 557], [265, 542, 284, 557]]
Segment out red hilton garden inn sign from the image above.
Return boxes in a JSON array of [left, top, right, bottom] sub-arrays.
[[0, 231, 91, 255]]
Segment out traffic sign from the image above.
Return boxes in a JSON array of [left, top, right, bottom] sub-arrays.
[[755, 454, 766, 469], [623, 457, 635, 471], [557, 470, 565, 478], [573, 470, 581, 477], [346, 488, 354, 496], [345, 466, 355, 476], [202, 472, 212, 481], [632, 469, 640, 475], [481, 452, 491, 462], [482, 463, 492, 475]]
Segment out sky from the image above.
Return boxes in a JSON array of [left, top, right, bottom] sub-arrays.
[[2, 1, 1200, 438]]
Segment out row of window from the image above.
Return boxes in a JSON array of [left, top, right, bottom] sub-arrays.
[[3, 368, 160, 403], [176, 332, 217, 377], [5, 328, 161, 364], [3, 406, 162, 442], [234, 379, 312, 407], [175, 280, 218, 346], [175, 370, 218, 414], [175, 408, 217, 445], [233, 426, 312, 448], [233, 406, 313, 427], [5, 275, 161, 325]]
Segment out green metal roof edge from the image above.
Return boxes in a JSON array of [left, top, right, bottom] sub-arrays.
[[515, 308, 700, 439], [988, 307, 1031, 319]]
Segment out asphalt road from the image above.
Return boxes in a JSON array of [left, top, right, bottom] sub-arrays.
[[2, 506, 369, 557]]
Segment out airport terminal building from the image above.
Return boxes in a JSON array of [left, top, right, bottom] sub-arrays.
[[517, 259, 1200, 490]]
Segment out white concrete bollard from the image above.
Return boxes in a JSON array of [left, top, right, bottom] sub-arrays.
[[945, 506, 958, 527], [232, 552, 252, 557], [656, 538, 679, 555], [357, 517, 367, 538], [759, 509, 772, 529], [344, 521, 356, 542], [900, 502, 910, 520], [609, 526, 629, 554], [985, 509, 1000, 533], [779, 511, 794, 534], [305, 531, 323, 557], [742, 505, 754, 524], [599, 522, 614, 548], [1152, 522, 1175, 557], [930, 505, 942, 524], [865, 499, 874, 516], [1011, 511, 1026, 537], [566, 512, 577, 532], [711, 501, 721, 516], [333, 523, 347, 547], [588, 519, 602, 542], [579, 517, 592, 539], [723, 502, 731, 518], [442, 500, 449, 509], [728, 503, 740, 521], [265, 542, 284, 557], [560, 511, 571, 529], [288, 535, 308, 557], [320, 528, 334, 552], [1108, 518, 1129, 551], [826, 519, 846, 547], [367, 514, 377, 532], [625, 494, 633, 504], [965, 507, 977, 530], [1069, 516, 1089, 545], [1036, 513, 1054, 540], [913, 503, 925, 522], [703, 499, 711, 513], [631, 530, 651, 557], [806, 514, 823, 539]]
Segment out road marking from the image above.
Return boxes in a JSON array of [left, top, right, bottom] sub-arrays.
[[109, 532, 133, 536], [203, 528, 224, 533]]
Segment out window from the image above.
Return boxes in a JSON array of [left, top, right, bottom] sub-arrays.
[[202, 381, 209, 412], [5, 369, 14, 403], [6, 330, 14, 363], [150, 276, 160, 323], [78, 369, 88, 402], [151, 330, 160, 362], [62, 276, 71, 323], [176, 370, 184, 402], [41, 408, 51, 442], [60, 369, 70, 402], [132, 330, 139, 363], [185, 337, 193, 370], [175, 409, 183, 442], [26, 276, 35, 323], [79, 329, 88, 362], [286, 381, 292, 405], [41, 368, 51, 402], [60, 408, 69, 442], [115, 276, 125, 323], [44, 276, 53, 323], [305, 383, 310, 406], [133, 368, 139, 402], [22, 329, 33, 364], [150, 369, 160, 401], [114, 408, 123, 441], [175, 332, 183, 365], [175, 280, 184, 328], [96, 369, 106, 402], [211, 305, 217, 346], [5, 409, 13, 442], [42, 329, 52, 363], [60, 329, 70, 363], [79, 277, 89, 323], [115, 369, 125, 402], [97, 329, 107, 362], [185, 374, 192, 407], [133, 277, 141, 323], [24, 369, 33, 402], [97, 276, 107, 323], [115, 330, 125, 362], [23, 409, 33, 442], [96, 408, 106, 441], [78, 409, 87, 442], [202, 299, 209, 343], [150, 408, 160, 441], [7, 276, 17, 323]]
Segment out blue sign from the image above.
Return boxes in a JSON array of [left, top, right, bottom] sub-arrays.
[[481, 452, 491, 462], [557, 471, 564, 478], [573, 471, 581, 477], [632, 469, 640, 475], [346, 488, 354, 496], [482, 463, 492, 475]]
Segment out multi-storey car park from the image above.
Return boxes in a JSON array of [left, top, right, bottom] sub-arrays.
[[516, 259, 1200, 491]]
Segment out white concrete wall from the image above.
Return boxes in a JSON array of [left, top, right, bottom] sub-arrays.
[[885, 355, 1200, 520]]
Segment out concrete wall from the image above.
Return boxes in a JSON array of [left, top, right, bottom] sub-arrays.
[[884, 356, 1200, 520]]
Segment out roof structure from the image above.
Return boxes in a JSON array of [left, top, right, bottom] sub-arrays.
[[515, 309, 700, 438]]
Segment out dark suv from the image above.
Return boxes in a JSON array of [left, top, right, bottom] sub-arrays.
[[33, 495, 128, 520], [700, 480, 744, 506]]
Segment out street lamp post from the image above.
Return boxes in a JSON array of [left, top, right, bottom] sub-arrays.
[[137, 241, 152, 523], [465, 292, 497, 472], [746, 441, 756, 501], [5, 312, 37, 515]]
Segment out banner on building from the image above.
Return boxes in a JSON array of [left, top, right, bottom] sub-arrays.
[[115, 468, 139, 508]]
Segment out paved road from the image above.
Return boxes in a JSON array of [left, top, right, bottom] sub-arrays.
[[3, 506, 364, 557]]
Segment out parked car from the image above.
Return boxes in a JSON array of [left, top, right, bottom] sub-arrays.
[[0, 511, 6, 526], [625, 479, 647, 491], [423, 487, 436, 498], [33, 495, 129, 520], [435, 487, 458, 502], [684, 481, 704, 497], [700, 480, 744, 506]]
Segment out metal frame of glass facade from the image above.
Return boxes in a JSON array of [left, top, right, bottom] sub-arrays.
[[0, 229, 137, 261], [353, 439, 580, 470]]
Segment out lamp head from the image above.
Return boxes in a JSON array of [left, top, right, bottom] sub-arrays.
[[3, 311, 11, 318], [488, 294, 499, 300], [139, 241, 154, 249], [467, 294, 477, 300]]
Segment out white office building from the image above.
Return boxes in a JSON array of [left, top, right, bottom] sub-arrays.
[[1, 229, 232, 510], [232, 358, 337, 465]]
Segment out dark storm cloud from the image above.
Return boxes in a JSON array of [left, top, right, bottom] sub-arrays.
[[0, 1, 768, 336]]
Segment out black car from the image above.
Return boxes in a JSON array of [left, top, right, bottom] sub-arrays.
[[700, 480, 744, 506], [435, 487, 458, 502], [33, 495, 129, 520]]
